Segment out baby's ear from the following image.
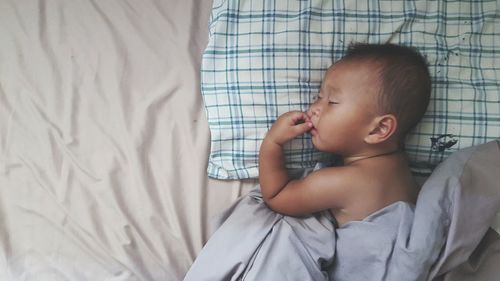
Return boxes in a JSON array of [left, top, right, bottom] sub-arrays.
[[364, 114, 397, 144]]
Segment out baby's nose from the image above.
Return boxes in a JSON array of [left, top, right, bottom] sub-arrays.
[[306, 108, 313, 118], [308, 105, 320, 117]]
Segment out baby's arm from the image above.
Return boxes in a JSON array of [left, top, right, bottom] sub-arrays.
[[259, 111, 312, 200]]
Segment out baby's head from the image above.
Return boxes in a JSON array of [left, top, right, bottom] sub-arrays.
[[308, 43, 431, 153], [342, 43, 431, 141]]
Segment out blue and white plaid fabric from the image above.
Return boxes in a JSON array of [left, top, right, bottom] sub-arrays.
[[201, 0, 500, 179]]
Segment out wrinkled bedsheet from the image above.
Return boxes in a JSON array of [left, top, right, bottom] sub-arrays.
[[184, 188, 336, 281], [0, 1, 258, 280], [184, 141, 500, 281]]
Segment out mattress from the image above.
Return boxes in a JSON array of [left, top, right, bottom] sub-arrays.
[[0, 0, 256, 280]]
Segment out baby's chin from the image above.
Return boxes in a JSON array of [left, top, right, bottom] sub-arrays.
[[309, 133, 321, 150], [310, 134, 335, 153]]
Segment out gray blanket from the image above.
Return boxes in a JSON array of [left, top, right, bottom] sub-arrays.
[[184, 141, 500, 281]]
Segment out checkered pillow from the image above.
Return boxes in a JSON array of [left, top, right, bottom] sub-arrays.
[[201, 0, 500, 179]]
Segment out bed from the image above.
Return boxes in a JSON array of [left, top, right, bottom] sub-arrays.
[[0, 0, 499, 280], [0, 0, 256, 280]]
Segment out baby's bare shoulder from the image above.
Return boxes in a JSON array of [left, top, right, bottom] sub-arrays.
[[373, 159, 416, 197], [351, 158, 417, 204], [332, 160, 417, 224]]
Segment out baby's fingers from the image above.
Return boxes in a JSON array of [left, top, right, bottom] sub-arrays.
[[289, 111, 309, 125], [292, 120, 313, 135]]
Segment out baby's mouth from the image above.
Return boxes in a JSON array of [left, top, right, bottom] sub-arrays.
[[310, 125, 318, 136]]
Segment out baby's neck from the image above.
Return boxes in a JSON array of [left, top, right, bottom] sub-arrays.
[[343, 149, 401, 165]]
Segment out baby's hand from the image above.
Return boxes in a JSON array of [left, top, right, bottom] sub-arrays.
[[265, 111, 313, 146]]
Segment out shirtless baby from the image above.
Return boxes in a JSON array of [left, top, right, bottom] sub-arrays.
[[259, 43, 431, 226]]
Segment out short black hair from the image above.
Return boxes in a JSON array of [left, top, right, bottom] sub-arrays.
[[342, 43, 431, 143]]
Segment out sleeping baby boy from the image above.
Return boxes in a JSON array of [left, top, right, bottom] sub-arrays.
[[184, 43, 431, 281]]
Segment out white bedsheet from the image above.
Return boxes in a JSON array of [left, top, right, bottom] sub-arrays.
[[0, 0, 256, 280]]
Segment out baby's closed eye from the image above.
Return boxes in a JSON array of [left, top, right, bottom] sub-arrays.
[[312, 94, 339, 105]]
